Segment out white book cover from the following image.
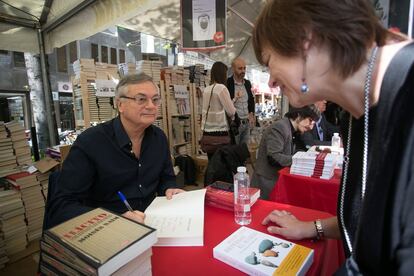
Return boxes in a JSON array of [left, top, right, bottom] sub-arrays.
[[213, 226, 313, 276], [144, 189, 206, 247]]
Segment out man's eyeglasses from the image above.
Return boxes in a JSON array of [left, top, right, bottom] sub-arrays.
[[120, 94, 161, 106]]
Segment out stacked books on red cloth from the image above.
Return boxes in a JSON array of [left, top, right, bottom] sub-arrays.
[[40, 208, 157, 275], [205, 181, 260, 211], [290, 151, 337, 179]]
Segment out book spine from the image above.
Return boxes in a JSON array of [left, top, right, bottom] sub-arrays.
[[205, 199, 233, 211], [44, 232, 100, 270], [41, 252, 82, 276], [40, 240, 96, 275]]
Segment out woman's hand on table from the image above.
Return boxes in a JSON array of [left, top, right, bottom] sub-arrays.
[[262, 210, 316, 240]]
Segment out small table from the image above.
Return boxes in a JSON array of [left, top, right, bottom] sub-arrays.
[[269, 167, 341, 215], [152, 200, 341, 275]]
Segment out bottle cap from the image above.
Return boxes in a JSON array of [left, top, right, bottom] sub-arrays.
[[237, 166, 246, 173], [333, 133, 339, 136]]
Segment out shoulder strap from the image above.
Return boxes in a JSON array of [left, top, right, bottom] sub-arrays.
[[203, 84, 216, 132]]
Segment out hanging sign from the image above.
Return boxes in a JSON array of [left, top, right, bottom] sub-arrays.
[[58, 81, 73, 92], [181, 0, 227, 51], [95, 80, 116, 97]]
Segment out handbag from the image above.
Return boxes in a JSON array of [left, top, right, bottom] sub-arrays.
[[200, 133, 231, 154], [199, 84, 231, 154]]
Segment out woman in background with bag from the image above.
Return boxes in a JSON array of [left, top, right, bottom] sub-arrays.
[[200, 61, 236, 160]]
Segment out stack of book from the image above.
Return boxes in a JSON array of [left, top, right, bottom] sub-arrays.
[[290, 151, 337, 179], [33, 156, 60, 201], [7, 172, 45, 241], [88, 84, 114, 123], [205, 181, 260, 211], [136, 60, 153, 76], [0, 238, 7, 269], [37, 172, 50, 201], [118, 63, 136, 78], [0, 189, 27, 257], [0, 122, 17, 177], [73, 59, 96, 79], [95, 62, 119, 81], [135, 60, 162, 85], [161, 67, 189, 85], [5, 122, 31, 166], [40, 208, 157, 275], [151, 61, 162, 85]]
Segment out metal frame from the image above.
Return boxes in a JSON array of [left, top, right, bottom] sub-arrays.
[[42, 0, 99, 33]]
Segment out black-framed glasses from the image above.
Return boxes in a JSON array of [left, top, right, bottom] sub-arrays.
[[120, 94, 161, 106]]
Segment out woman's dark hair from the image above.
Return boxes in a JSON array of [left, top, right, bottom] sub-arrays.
[[285, 105, 320, 121], [253, 0, 388, 78], [210, 61, 228, 85]]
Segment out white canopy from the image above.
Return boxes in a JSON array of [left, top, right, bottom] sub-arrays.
[[0, 0, 265, 65]]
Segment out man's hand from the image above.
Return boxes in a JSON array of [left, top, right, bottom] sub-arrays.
[[122, 210, 145, 224], [262, 210, 316, 240], [249, 113, 256, 128], [165, 188, 186, 199]]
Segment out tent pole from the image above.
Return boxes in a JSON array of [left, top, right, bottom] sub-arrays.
[[36, 25, 58, 147], [227, 6, 254, 28]]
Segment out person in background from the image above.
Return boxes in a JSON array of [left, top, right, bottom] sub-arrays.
[[227, 57, 255, 144], [324, 101, 343, 127], [253, 0, 414, 274], [298, 100, 339, 150], [251, 105, 320, 199], [47, 73, 184, 228], [201, 61, 236, 160]]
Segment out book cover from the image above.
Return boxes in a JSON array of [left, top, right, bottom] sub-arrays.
[[213, 226, 314, 276], [43, 208, 157, 275]]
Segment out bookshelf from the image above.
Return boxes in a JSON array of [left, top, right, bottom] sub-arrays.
[[163, 80, 195, 157]]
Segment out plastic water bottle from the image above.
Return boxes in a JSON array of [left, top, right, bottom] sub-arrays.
[[234, 166, 252, 225], [331, 133, 341, 148]]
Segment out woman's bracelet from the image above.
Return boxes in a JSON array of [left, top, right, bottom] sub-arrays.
[[314, 219, 324, 240]]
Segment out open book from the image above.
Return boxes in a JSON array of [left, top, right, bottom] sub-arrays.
[[144, 189, 206, 246]]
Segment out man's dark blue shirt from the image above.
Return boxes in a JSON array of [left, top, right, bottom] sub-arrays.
[[47, 117, 176, 228]]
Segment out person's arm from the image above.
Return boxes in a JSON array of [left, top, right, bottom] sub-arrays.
[[219, 85, 237, 117], [266, 124, 293, 167], [47, 138, 96, 227], [245, 80, 255, 114], [226, 77, 235, 99], [262, 211, 341, 240], [301, 130, 331, 147], [156, 137, 178, 195]]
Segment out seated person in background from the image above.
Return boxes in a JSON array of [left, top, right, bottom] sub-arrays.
[[297, 100, 339, 151], [251, 105, 320, 199], [47, 73, 184, 228]]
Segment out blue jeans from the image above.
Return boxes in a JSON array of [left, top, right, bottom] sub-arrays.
[[236, 119, 250, 145]]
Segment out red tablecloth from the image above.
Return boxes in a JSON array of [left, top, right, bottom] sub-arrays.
[[269, 167, 341, 215], [152, 200, 341, 276]]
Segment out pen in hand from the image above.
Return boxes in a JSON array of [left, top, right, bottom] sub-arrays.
[[117, 191, 134, 212]]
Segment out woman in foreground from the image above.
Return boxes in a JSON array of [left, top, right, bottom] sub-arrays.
[[253, 0, 414, 274]]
